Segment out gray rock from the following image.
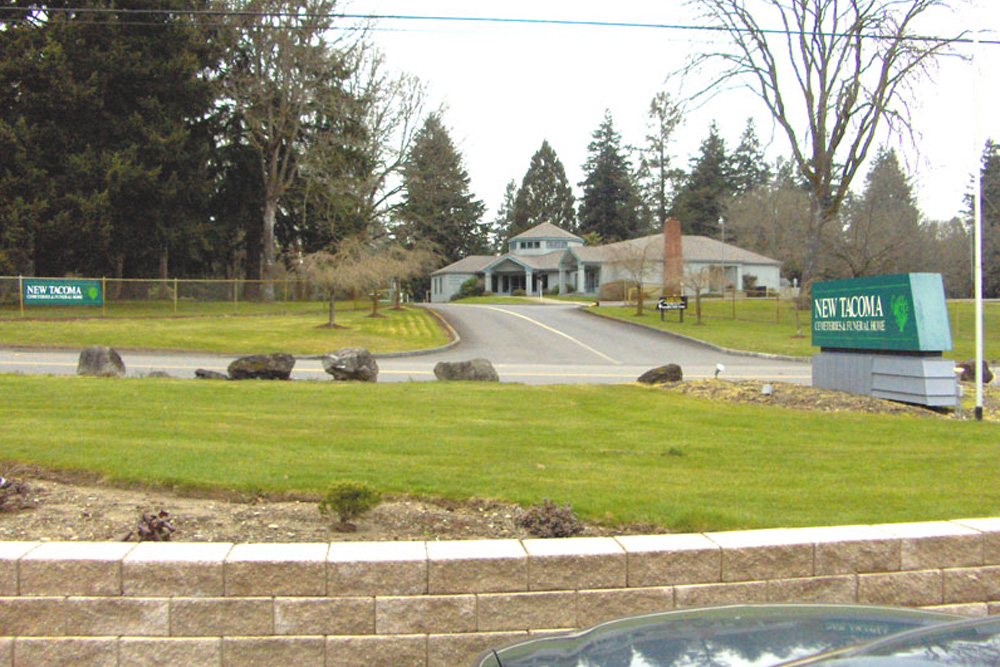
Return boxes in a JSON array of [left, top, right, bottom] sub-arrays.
[[195, 369, 230, 381], [227, 353, 295, 380], [322, 348, 379, 382], [77, 346, 126, 378], [957, 360, 994, 384], [433, 358, 499, 382], [637, 364, 683, 384]]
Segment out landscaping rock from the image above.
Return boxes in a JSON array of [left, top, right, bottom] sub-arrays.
[[322, 348, 378, 382], [227, 353, 295, 380], [433, 358, 499, 382], [76, 346, 126, 378], [957, 360, 994, 384], [637, 364, 683, 384], [195, 369, 230, 381]]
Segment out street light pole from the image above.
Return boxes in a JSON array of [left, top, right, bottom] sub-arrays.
[[973, 26, 985, 421]]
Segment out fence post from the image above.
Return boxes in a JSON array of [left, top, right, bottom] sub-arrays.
[[233, 279, 238, 314], [102, 277, 106, 317], [18, 275, 24, 319], [173, 278, 179, 314]]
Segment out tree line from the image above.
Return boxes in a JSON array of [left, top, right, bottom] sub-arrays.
[[1, 0, 996, 299]]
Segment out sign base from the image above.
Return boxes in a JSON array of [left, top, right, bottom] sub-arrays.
[[813, 351, 958, 408]]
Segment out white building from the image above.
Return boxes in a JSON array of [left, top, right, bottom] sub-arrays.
[[429, 222, 782, 303]]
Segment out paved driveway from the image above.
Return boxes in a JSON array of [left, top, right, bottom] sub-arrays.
[[0, 303, 810, 384]]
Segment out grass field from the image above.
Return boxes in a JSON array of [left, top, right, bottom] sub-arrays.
[[594, 298, 999, 361], [3, 375, 998, 533], [0, 304, 450, 355]]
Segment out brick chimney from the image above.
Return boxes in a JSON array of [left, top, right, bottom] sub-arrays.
[[662, 217, 683, 295]]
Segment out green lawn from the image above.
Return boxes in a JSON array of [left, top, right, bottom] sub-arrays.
[[3, 375, 997, 533], [0, 305, 449, 355], [594, 298, 999, 361]]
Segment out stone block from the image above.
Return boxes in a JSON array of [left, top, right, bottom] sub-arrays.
[[328, 541, 427, 596], [477, 591, 577, 632], [274, 597, 374, 635], [705, 529, 814, 582], [0, 597, 65, 635], [616, 534, 721, 587], [0, 543, 38, 596], [874, 521, 983, 570], [523, 538, 626, 591], [18, 542, 134, 596], [953, 518, 1000, 565], [806, 525, 901, 574], [675, 581, 768, 608], [924, 603, 989, 617], [857, 570, 943, 607], [65, 597, 169, 636], [376, 595, 476, 635], [222, 636, 325, 666], [428, 631, 529, 667], [577, 587, 674, 628], [123, 542, 232, 597], [12, 637, 117, 666], [119, 638, 222, 666], [327, 635, 427, 667], [767, 575, 856, 603], [170, 597, 272, 636], [942, 566, 1000, 604], [428, 540, 527, 594], [0, 638, 9, 667], [225, 543, 328, 597]]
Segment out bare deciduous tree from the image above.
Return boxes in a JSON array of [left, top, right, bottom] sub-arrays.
[[222, 0, 362, 301], [606, 236, 663, 316], [299, 237, 379, 328], [683, 0, 959, 288]]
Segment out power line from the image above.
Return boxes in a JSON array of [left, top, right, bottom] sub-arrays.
[[2, 6, 998, 45]]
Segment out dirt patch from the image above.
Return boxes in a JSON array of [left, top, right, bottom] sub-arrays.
[[1, 380, 996, 543]]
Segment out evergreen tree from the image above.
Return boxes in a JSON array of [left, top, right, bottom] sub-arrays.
[[970, 139, 1000, 298], [397, 114, 486, 264], [670, 121, 732, 237], [729, 118, 771, 196], [510, 140, 576, 238], [835, 148, 922, 277], [643, 91, 683, 228], [578, 111, 642, 242], [0, 0, 219, 278], [487, 180, 518, 254]]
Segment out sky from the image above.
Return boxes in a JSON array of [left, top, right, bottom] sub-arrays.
[[347, 0, 1000, 224]]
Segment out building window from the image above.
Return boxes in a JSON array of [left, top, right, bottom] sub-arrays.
[[548, 240, 568, 249], [520, 241, 540, 250]]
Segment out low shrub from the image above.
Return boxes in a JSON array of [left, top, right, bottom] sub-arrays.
[[0, 476, 31, 512], [515, 498, 583, 538], [318, 480, 381, 531], [124, 510, 176, 542]]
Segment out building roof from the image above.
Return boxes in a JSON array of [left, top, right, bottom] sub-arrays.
[[432, 232, 780, 276], [509, 222, 583, 242]]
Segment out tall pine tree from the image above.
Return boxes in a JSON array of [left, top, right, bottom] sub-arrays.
[[397, 114, 486, 264], [578, 112, 642, 242], [510, 140, 576, 238], [670, 121, 732, 237], [971, 140, 1000, 298]]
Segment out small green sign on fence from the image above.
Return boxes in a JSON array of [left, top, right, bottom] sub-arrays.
[[22, 278, 104, 306]]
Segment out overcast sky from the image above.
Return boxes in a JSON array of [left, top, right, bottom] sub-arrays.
[[348, 0, 999, 224]]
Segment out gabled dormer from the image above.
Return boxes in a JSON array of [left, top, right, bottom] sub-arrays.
[[508, 222, 584, 257]]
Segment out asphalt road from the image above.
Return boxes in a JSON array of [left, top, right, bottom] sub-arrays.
[[0, 303, 811, 384]]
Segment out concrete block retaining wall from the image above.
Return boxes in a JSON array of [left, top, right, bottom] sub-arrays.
[[3, 518, 1000, 666]]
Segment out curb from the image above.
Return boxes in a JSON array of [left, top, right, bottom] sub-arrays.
[[581, 306, 811, 363]]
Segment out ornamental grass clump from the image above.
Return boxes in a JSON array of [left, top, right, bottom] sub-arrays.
[[516, 498, 583, 538], [318, 480, 381, 532]]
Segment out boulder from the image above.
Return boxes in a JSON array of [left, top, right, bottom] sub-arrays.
[[195, 369, 230, 381], [227, 353, 295, 381], [637, 364, 683, 385], [957, 360, 994, 384], [322, 348, 378, 382], [77, 346, 126, 378], [433, 358, 499, 382]]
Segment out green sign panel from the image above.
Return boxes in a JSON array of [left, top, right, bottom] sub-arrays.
[[23, 279, 103, 306], [811, 273, 952, 352]]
